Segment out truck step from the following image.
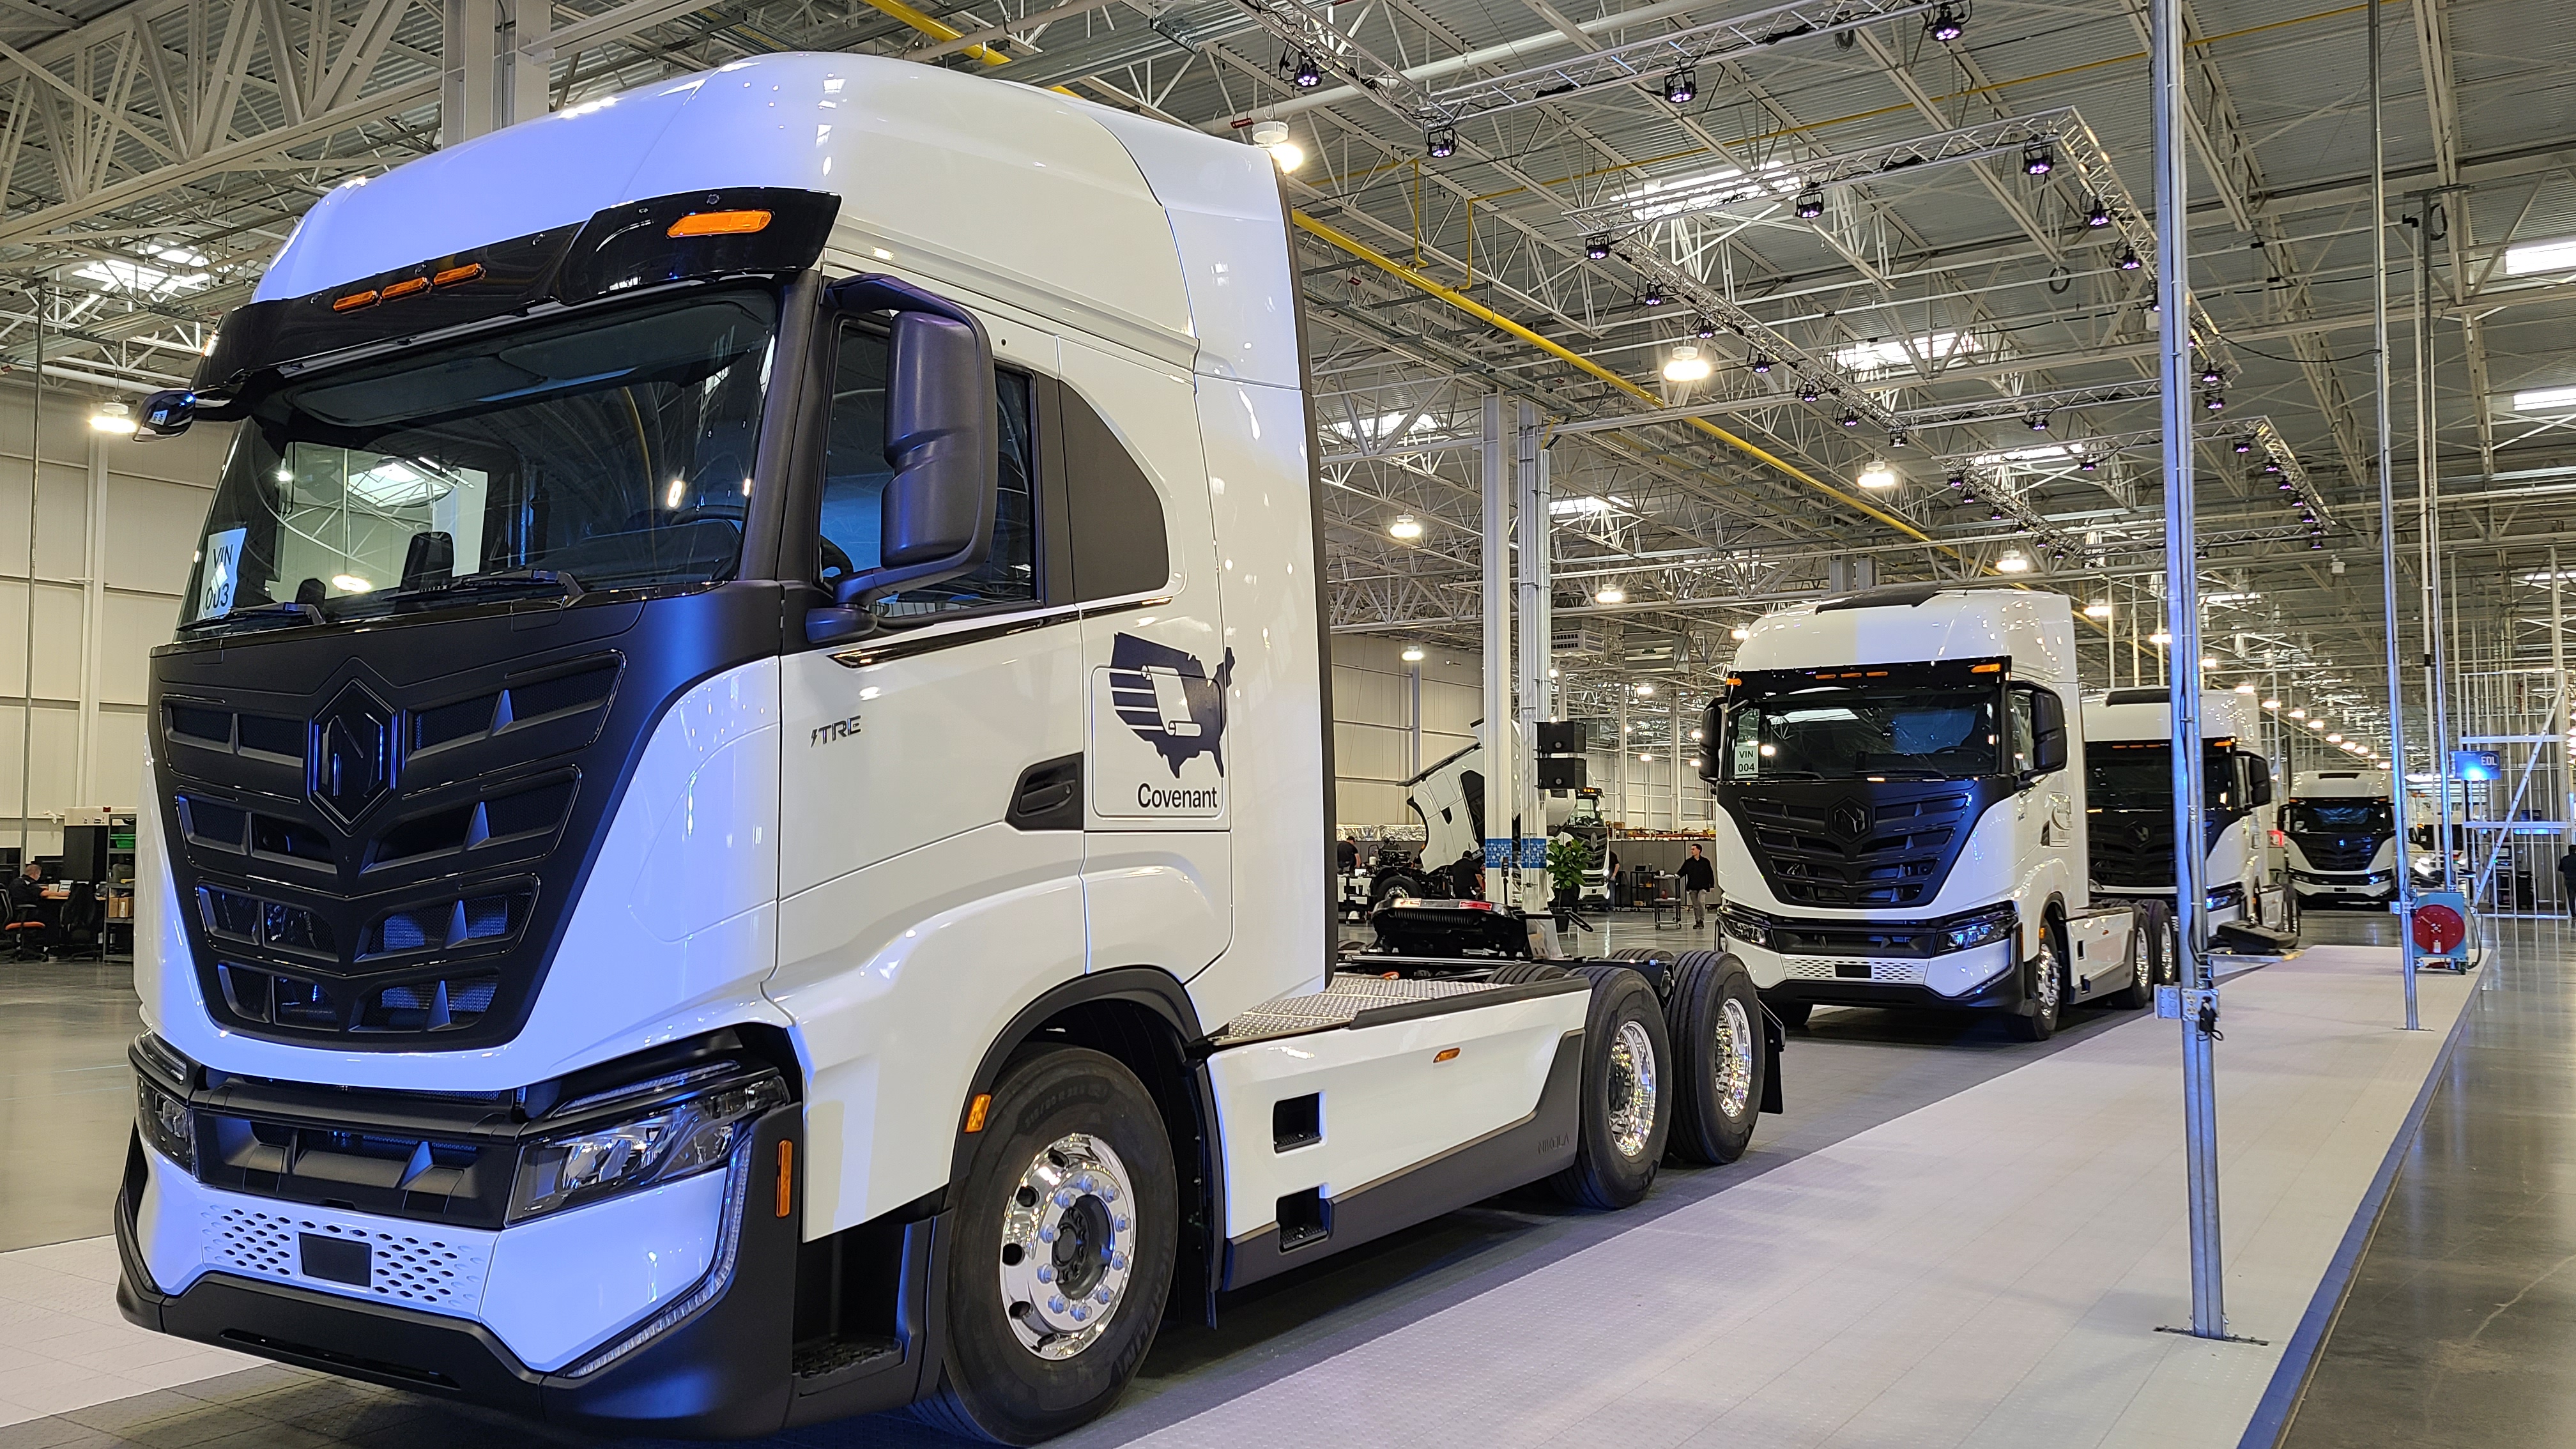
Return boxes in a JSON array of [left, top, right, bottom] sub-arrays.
[[1213, 973, 1564, 1046]]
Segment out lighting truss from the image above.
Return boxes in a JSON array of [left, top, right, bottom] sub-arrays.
[[1564, 109, 2084, 233], [1613, 246, 1908, 436], [1226, 0, 1450, 123], [1423, 0, 1950, 121], [1897, 380, 2159, 431]]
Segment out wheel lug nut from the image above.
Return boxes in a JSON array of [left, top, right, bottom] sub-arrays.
[[1036, 1266, 1054, 1282], [1114, 1216, 1129, 1230], [1071, 1304, 1089, 1322], [1111, 1252, 1127, 1270], [1055, 1189, 1076, 1207], [1103, 1186, 1118, 1202], [1038, 1227, 1057, 1243], [1096, 1287, 1113, 1304], [1048, 1296, 1066, 1313]]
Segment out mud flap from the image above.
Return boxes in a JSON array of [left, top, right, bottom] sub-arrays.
[[1759, 1006, 1786, 1116]]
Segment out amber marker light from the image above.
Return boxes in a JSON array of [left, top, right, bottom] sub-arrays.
[[668, 209, 773, 238], [433, 263, 484, 286], [331, 289, 378, 311]]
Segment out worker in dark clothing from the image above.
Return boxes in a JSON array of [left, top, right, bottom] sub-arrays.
[[8, 862, 40, 912], [1678, 843, 1717, 928], [1337, 838, 1360, 873], [2557, 847, 2576, 917], [1447, 848, 1483, 900]]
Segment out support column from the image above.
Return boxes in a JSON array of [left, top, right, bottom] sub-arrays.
[[2152, 0, 2226, 1342], [444, 0, 550, 144], [1514, 401, 1547, 905], [73, 431, 103, 804], [2370, 0, 2421, 1013], [1480, 395, 1512, 905]]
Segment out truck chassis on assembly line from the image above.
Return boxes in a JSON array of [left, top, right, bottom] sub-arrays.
[[1701, 584, 2161, 1039], [109, 54, 1778, 1444]]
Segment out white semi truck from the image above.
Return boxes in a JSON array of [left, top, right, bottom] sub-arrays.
[[111, 55, 1777, 1443], [2082, 688, 2280, 930], [2285, 769, 2401, 906], [1702, 584, 2154, 1038]]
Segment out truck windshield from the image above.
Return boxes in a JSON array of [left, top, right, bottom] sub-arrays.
[[2087, 742, 2239, 811], [178, 288, 777, 631], [2289, 800, 2393, 834], [1721, 684, 2000, 781]]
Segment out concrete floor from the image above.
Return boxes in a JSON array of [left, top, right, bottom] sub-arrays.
[[0, 908, 2509, 1449], [2281, 912, 2576, 1449]]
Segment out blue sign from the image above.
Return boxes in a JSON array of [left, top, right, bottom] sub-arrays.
[[1483, 838, 1514, 869], [2450, 749, 2501, 782], [1520, 838, 1548, 869]]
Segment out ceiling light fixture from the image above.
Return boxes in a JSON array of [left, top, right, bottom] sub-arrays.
[[1662, 66, 1698, 105], [1839, 410, 1860, 427], [2084, 198, 2112, 227], [1401, 645, 1426, 662], [1639, 286, 1666, 307], [1749, 354, 1774, 374], [2083, 601, 2113, 618], [1730, 625, 1751, 641], [1795, 188, 1825, 220], [1926, 4, 1965, 42], [1425, 126, 1455, 159], [88, 401, 132, 433], [1857, 459, 1898, 489], [1289, 53, 1322, 88], [1250, 119, 1302, 171], [1388, 513, 1423, 540], [1595, 585, 1627, 604], [1662, 344, 1712, 381], [2150, 629, 2173, 645], [2022, 144, 2054, 176], [1995, 549, 2031, 573], [1694, 318, 1717, 339], [2117, 247, 2142, 270], [1584, 235, 1613, 261]]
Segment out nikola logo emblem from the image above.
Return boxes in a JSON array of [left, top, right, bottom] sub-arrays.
[[1107, 634, 1234, 776], [811, 715, 862, 747]]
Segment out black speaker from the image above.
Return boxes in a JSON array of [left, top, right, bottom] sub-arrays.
[[1537, 757, 1588, 790], [61, 825, 109, 882], [1535, 721, 1587, 755]]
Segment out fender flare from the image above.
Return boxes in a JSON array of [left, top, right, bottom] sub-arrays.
[[946, 965, 1207, 1183]]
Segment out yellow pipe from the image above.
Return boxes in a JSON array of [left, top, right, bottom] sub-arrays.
[[854, 0, 1013, 65], [1289, 210, 1948, 553]]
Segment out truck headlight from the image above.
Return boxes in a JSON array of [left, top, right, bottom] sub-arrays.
[[130, 1034, 195, 1171], [509, 1065, 787, 1223], [1717, 904, 1768, 947], [1941, 904, 2018, 953]]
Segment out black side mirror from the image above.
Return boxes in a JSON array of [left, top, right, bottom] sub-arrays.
[[2247, 755, 2274, 807], [135, 388, 197, 440], [2029, 688, 2068, 774], [401, 531, 455, 592], [822, 273, 997, 611]]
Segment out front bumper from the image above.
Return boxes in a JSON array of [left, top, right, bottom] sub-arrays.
[[111, 1105, 928, 1437], [1727, 936, 2023, 1013], [2291, 870, 2396, 901]]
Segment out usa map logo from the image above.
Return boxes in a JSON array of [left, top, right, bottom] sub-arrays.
[[1107, 634, 1234, 776]]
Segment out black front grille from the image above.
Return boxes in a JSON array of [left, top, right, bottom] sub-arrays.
[[1769, 921, 1944, 957], [2092, 811, 2234, 886], [1721, 779, 2000, 907], [148, 584, 786, 1050], [2292, 834, 2383, 871]]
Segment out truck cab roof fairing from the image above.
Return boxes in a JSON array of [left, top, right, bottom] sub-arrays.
[[1738, 587, 2078, 686], [249, 54, 1196, 366]]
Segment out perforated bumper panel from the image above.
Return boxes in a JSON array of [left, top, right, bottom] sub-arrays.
[[201, 1202, 490, 1310], [1777, 957, 1933, 986]]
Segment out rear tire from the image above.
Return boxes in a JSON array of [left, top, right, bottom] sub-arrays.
[[2108, 902, 2158, 1010], [1607, 946, 1677, 995], [2004, 925, 2064, 1041], [1550, 965, 1671, 1209], [1371, 872, 1421, 907], [1665, 951, 1766, 1165], [916, 1048, 1177, 1445], [1490, 961, 1571, 985]]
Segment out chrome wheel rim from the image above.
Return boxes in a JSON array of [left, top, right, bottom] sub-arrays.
[[998, 1133, 1136, 1360], [2133, 933, 2153, 993], [1606, 1018, 1659, 1158], [1713, 997, 1755, 1120], [2034, 940, 2060, 1020]]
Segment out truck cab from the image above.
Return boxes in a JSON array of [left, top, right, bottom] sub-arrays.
[[2285, 769, 2400, 905], [1701, 583, 2147, 1039], [2082, 688, 2280, 929], [110, 54, 1774, 1443]]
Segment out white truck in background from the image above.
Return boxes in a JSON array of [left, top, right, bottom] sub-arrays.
[[112, 55, 1776, 1444], [1702, 583, 2156, 1038], [2082, 688, 2281, 934], [2285, 769, 2402, 906]]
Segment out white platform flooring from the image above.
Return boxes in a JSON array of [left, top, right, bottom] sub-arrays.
[[0, 946, 2469, 1446], [1084, 946, 2473, 1449]]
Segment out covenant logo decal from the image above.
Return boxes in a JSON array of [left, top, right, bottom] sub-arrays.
[[1107, 634, 1234, 776]]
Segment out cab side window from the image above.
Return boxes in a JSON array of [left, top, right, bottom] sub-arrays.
[[816, 321, 1038, 618], [2007, 689, 2037, 775]]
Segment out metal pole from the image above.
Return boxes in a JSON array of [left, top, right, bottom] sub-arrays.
[[2415, 216, 2459, 893], [2553, 546, 2568, 904], [1514, 400, 1546, 906], [2151, 0, 2225, 1341], [1481, 395, 1511, 905], [2370, 0, 2421, 1024], [18, 280, 37, 875]]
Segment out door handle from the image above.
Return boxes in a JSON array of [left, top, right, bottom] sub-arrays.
[[1008, 755, 1082, 831]]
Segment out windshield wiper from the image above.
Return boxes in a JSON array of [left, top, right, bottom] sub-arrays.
[[389, 568, 586, 604], [175, 601, 325, 636], [1861, 767, 1955, 780]]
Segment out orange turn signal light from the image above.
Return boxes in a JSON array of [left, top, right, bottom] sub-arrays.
[[963, 1092, 992, 1134], [668, 209, 772, 238], [331, 289, 378, 312], [775, 1139, 794, 1218], [379, 277, 429, 301], [1970, 662, 2003, 673], [1434, 1047, 1460, 1064], [433, 263, 483, 287]]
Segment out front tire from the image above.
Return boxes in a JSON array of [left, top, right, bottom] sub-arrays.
[[2004, 925, 2064, 1041], [917, 1048, 1178, 1445], [1551, 965, 1672, 1209], [1666, 951, 1765, 1165]]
